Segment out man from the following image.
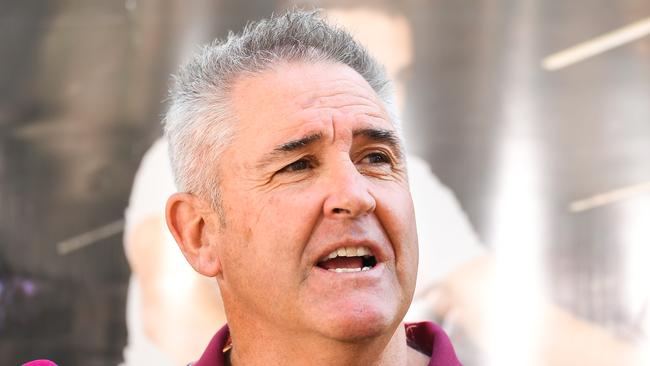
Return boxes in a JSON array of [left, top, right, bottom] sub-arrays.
[[162, 10, 460, 366], [121, 6, 484, 365]]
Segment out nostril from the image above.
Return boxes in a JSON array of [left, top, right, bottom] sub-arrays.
[[332, 207, 350, 214]]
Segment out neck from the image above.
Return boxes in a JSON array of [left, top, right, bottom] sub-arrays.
[[227, 321, 416, 366]]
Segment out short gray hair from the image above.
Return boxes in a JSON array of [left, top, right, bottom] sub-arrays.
[[164, 9, 399, 209]]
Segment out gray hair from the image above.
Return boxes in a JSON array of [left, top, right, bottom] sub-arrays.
[[164, 9, 399, 210]]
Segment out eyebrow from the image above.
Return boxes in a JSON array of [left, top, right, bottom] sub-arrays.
[[255, 132, 323, 169], [256, 127, 403, 169], [277, 132, 323, 152], [353, 128, 404, 159]]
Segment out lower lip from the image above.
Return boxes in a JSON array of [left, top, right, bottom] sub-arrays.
[[312, 262, 385, 280]]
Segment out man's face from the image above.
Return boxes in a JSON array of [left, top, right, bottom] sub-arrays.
[[206, 61, 418, 341]]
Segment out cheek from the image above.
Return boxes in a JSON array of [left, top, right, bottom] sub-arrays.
[[376, 182, 416, 230], [377, 186, 418, 265], [400, 192, 418, 256], [222, 189, 321, 269], [256, 186, 323, 231]]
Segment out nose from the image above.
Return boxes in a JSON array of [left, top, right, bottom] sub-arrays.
[[322, 159, 376, 219]]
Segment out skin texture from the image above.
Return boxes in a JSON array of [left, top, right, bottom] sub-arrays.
[[166, 61, 425, 366]]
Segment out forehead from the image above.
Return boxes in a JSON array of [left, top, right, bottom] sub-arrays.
[[228, 61, 394, 142]]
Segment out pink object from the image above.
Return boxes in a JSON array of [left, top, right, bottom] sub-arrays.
[[192, 321, 461, 366], [22, 360, 58, 366]]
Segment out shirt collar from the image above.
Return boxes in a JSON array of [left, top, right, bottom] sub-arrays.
[[191, 321, 461, 366]]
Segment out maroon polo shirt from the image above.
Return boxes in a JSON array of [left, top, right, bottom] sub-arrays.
[[190, 321, 462, 365]]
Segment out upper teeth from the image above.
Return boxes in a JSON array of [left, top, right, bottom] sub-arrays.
[[325, 246, 372, 260]]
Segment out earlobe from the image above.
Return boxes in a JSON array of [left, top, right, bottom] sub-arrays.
[[165, 193, 222, 277]]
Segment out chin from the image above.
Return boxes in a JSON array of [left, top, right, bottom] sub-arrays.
[[313, 301, 405, 342]]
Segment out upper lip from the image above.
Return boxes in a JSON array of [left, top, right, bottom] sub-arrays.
[[311, 238, 388, 266]]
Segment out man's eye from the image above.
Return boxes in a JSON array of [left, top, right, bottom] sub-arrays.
[[279, 159, 312, 173], [361, 152, 391, 165]]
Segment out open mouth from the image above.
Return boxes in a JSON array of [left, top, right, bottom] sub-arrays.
[[316, 246, 378, 273]]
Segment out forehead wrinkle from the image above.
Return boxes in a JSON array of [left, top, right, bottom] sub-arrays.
[[297, 90, 393, 132], [299, 89, 384, 112]]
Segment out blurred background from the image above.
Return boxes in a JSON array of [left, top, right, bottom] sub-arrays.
[[1, 0, 649, 365]]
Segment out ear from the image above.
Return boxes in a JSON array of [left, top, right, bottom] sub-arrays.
[[165, 192, 222, 277]]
